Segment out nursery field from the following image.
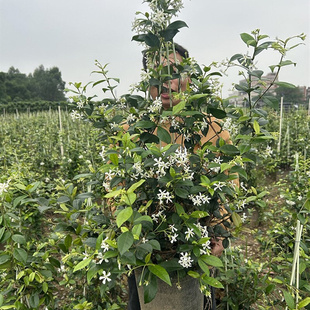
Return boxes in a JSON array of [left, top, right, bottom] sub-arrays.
[[0, 106, 309, 309]]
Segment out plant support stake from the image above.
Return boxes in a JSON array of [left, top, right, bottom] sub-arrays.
[[277, 96, 283, 154]]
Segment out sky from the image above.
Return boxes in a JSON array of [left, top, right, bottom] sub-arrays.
[[1, 0, 309, 99]]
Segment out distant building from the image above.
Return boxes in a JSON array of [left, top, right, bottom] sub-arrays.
[[228, 73, 310, 109], [228, 72, 278, 107]]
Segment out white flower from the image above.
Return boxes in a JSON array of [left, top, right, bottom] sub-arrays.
[[126, 113, 137, 123], [0, 180, 11, 194], [142, 237, 148, 244], [99, 146, 106, 160], [213, 156, 223, 164], [99, 270, 112, 285], [185, 228, 195, 240], [147, 99, 162, 113], [178, 252, 193, 268], [96, 252, 108, 264], [169, 233, 178, 244], [286, 200, 295, 206], [241, 212, 247, 223], [77, 101, 84, 109], [82, 252, 89, 260], [101, 238, 109, 253], [70, 110, 83, 120], [157, 189, 173, 205], [213, 182, 224, 191], [169, 224, 178, 233], [238, 199, 247, 210]]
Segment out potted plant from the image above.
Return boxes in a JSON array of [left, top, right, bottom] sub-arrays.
[[65, 1, 305, 308]]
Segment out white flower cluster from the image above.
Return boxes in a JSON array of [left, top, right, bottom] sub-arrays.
[[102, 168, 123, 191], [188, 193, 211, 207], [70, 110, 83, 121], [147, 99, 162, 113], [0, 179, 10, 196], [263, 145, 273, 158], [157, 189, 173, 205], [151, 210, 166, 223], [195, 223, 211, 254], [222, 117, 239, 138], [168, 224, 178, 243], [132, 0, 184, 35], [178, 252, 193, 268]]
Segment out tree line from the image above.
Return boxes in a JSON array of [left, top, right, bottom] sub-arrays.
[[0, 65, 66, 103]]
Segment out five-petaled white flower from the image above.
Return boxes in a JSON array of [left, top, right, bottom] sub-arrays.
[[99, 270, 112, 285], [185, 228, 195, 240], [101, 238, 109, 253]]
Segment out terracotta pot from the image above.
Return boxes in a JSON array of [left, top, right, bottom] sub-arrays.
[[136, 272, 204, 310]]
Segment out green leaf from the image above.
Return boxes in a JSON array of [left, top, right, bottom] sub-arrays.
[[232, 212, 242, 227], [208, 107, 226, 119], [283, 290, 295, 309], [117, 231, 134, 256], [202, 275, 224, 288], [200, 255, 223, 268], [133, 215, 153, 225], [0, 227, 6, 241], [64, 234, 72, 249], [220, 144, 239, 155], [262, 96, 279, 110], [73, 258, 92, 272], [190, 211, 209, 218], [148, 265, 171, 286], [116, 207, 133, 228], [253, 120, 260, 134], [132, 224, 142, 239], [240, 33, 256, 46], [0, 294, 3, 306], [29, 293, 39, 308], [57, 196, 70, 203], [143, 272, 158, 304], [13, 248, 27, 264], [42, 282, 48, 293], [103, 251, 118, 259], [173, 100, 185, 114], [167, 20, 188, 30], [220, 163, 233, 173], [230, 53, 243, 62], [135, 120, 156, 129], [145, 32, 160, 48], [157, 126, 171, 144], [188, 270, 200, 278], [87, 265, 99, 284], [122, 192, 137, 206], [275, 81, 296, 88], [127, 179, 145, 194], [109, 153, 119, 166], [0, 254, 11, 265], [104, 189, 122, 198], [298, 297, 310, 309], [175, 187, 188, 199], [12, 234, 26, 245], [198, 259, 210, 276], [175, 203, 185, 215]]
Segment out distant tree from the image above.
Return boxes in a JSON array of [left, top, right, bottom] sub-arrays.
[[275, 85, 305, 105], [5, 66, 32, 101], [32, 65, 66, 101], [0, 65, 66, 103]]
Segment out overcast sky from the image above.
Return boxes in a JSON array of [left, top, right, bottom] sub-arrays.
[[1, 0, 309, 98]]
